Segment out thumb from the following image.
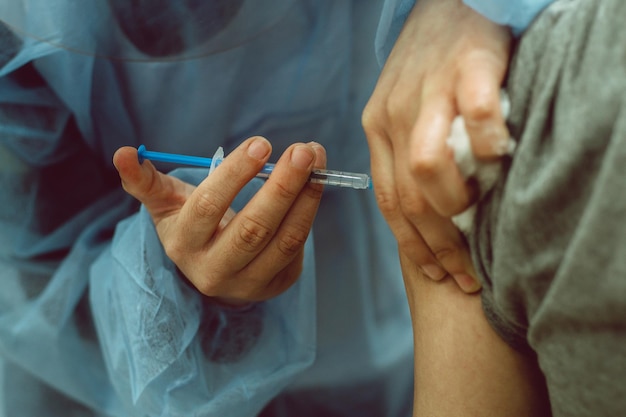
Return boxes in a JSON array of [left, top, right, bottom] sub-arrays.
[[113, 146, 192, 220]]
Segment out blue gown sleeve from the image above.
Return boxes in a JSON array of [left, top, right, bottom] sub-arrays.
[[0, 34, 317, 417], [462, 0, 556, 36], [375, 0, 557, 64], [374, 0, 415, 65]]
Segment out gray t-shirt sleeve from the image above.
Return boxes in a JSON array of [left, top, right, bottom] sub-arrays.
[[469, 0, 626, 415]]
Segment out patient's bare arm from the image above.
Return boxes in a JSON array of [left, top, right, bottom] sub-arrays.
[[400, 252, 551, 417]]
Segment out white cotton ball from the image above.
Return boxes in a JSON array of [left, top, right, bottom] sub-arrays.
[[447, 91, 514, 235]]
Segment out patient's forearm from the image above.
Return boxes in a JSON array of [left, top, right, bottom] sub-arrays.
[[400, 253, 551, 417]]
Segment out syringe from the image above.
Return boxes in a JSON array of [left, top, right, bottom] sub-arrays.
[[137, 145, 372, 190]]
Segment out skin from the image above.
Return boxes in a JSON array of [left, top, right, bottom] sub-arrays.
[[113, 136, 326, 306], [362, 0, 513, 292], [401, 252, 552, 417]]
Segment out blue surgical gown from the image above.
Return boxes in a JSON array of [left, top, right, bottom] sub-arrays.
[[0, 0, 554, 416]]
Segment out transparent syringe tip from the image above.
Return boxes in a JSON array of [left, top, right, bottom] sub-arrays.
[[309, 169, 372, 190]]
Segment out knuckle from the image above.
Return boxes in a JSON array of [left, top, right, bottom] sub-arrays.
[[395, 233, 416, 254], [194, 267, 240, 299], [272, 180, 299, 201], [400, 195, 429, 219], [195, 275, 220, 297], [384, 95, 402, 121], [361, 104, 375, 132], [362, 100, 391, 141], [394, 230, 433, 265], [431, 244, 462, 266], [433, 245, 455, 261], [162, 237, 183, 264], [303, 182, 324, 200], [465, 99, 497, 123], [361, 101, 381, 135], [277, 227, 308, 258], [192, 191, 224, 219], [234, 215, 273, 253], [410, 153, 441, 181], [373, 188, 399, 217]]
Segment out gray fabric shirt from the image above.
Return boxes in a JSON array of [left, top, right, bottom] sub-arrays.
[[470, 0, 626, 415]]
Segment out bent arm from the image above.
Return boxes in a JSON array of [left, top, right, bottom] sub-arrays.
[[400, 252, 551, 417]]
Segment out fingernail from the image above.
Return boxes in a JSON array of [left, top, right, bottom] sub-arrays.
[[247, 137, 270, 160], [422, 264, 447, 281], [291, 145, 314, 169], [309, 142, 326, 166], [453, 273, 482, 293]]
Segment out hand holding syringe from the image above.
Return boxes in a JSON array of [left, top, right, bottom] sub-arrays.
[[112, 139, 333, 305], [137, 145, 372, 190]]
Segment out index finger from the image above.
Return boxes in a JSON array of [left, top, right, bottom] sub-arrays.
[[176, 136, 272, 249]]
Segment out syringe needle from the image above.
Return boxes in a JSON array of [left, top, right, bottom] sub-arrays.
[[137, 145, 372, 190]]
